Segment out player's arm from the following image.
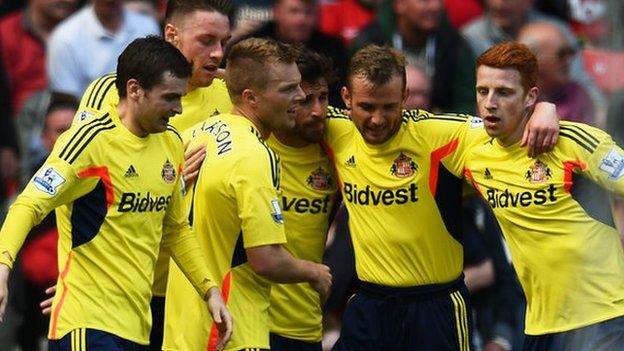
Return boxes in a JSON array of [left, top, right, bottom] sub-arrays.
[[234, 152, 333, 301], [161, 168, 232, 349], [0, 146, 95, 320], [521, 101, 560, 157], [247, 244, 332, 301], [575, 124, 624, 196]]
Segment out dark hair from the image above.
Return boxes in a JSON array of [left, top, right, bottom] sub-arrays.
[[225, 37, 298, 104], [116, 36, 192, 98], [46, 92, 79, 116], [347, 44, 406, 90], [166, 0, 232, 22], [477, 42, 538, 92], [295, 46, 336, 85]]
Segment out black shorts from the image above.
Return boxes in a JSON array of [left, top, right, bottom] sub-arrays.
[[333, 276, 472, 351], [149, 295, 165, 351], [270, 332, 322, 351], [49, 328, 149, 351], [523, 315, 624, 351]]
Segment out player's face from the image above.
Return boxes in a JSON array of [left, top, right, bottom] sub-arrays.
[[166, 10, 231, 89], [138, 72, 188, 134], [257, 62, 305, 133], [292, 78, 329, 143], [342, 74, 405, 145], [476, 65, 538, 145]]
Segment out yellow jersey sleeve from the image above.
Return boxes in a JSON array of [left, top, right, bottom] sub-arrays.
[[0, 124, 104, 266], [233, 149, 287, 248], [162, 134, 216, 299], [563, 122, 624, 195]]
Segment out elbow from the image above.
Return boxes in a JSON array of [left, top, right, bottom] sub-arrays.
[[247, 249, 280, 278]]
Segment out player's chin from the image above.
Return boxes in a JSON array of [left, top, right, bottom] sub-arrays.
[[363, 129, 390, 145]]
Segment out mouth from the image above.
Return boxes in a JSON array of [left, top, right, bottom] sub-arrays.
[[483, 115, 500, 127]]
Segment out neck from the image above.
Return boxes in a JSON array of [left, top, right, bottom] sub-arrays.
[[273, 129, 310, 148], [231, 105, 270, 140], [117, 100, 147, 137], [498, 111, 530, 147], [27, 6, 57, 41], [396, 17, 427, 47]]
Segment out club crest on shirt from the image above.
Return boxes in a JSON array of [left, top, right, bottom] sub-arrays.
[[525, 160, 552, 183], [599, 149, 624, 179], [390, 152, 417, 178], [33, 167, 66, 195], [161, 159, 176, 183], [307, 167, 333, 190]]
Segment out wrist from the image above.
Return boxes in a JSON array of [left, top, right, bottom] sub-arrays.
[[203, 286, 220, 302], [0, 251, 13, 270]]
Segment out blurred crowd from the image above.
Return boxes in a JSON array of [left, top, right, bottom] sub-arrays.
[[1, 0, 624, 350]]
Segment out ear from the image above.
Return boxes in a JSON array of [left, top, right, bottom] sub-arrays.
[[525, 86, 539, 108], [242, 88, 257, 107], [164, 23, 179, 46], [341, 86, 352, 109], [126, 78, 143, 100]]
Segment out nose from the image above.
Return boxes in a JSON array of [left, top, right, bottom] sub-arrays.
[[369, 110, 385, 127], [484, 92, 497, 111], [210, 41, 224, 62], [172, 100, 183, 115], [293, 85, 305, 103], [310, 99, 325, 120]]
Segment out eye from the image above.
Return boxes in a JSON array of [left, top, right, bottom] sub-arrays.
[[476, 88, 488, 95]]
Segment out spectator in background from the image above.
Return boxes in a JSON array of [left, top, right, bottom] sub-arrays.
[[17, 92, 77, 186], [350, 0, 476, 113], [318, 0, 377, 45], [0, 0, 78, 115], [404, 63, 432, 110], [230, 0, 348, 107], [461, 0, 606, 126], [519, 21, 595, 125], [0, 67, 18, 213], [47, 0, 159, 99]]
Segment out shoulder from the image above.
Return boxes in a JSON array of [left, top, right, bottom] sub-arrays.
[[80, 73, 117, 109], [54, 111, 117, 164], [559, 121, 609, 154]]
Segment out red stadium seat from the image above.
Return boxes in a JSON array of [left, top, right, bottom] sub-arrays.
[[582, 48, 624, 94]]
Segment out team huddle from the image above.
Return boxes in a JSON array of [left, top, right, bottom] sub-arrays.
[[1, 1, 624, 351]]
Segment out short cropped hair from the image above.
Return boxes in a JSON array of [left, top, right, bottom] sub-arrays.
[[347, 45, 406, 90], [116, 36, 192, 98], [295, 46, 336, 86], [225, 37, 298, 104], [165, 0, 232, 23], [476, 42, 538, 92]]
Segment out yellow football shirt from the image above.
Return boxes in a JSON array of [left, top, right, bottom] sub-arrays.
[[322, 107, 488, 287], [0, 108, 215, 344], [74, 73, 232, 295], [163, 114, 287, 351], [267, 136, 338, 342], [464, 121, 624, 335]]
